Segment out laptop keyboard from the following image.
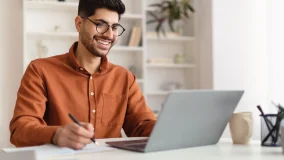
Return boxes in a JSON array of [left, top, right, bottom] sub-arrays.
[[107, 139, 148, 146], [106, 139, 149, 151], [125, 143, 147, 150], [121, 139, 148, 144]]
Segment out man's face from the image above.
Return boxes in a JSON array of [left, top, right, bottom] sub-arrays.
[[78, 8, 119, 57]]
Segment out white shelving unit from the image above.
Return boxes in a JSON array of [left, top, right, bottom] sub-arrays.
[[27, 32, 78, 39], [147, 63, 196, 68], [25, 1, 78, 11], [146, 36, 195, 41], [23, 0, 199, 115], [147, 91, 169, 96]]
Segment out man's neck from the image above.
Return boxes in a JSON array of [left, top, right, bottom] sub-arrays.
[[75, 42, 101, 74]]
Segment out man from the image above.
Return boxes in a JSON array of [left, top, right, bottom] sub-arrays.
[[9, 0, 156, 150]]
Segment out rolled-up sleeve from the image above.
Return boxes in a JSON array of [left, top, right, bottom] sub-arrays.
[[123, 74, 156, 137], [9, 61, 60, 147]]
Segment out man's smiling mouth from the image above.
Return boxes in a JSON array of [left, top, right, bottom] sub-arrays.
[[97, 39, 111, 45]]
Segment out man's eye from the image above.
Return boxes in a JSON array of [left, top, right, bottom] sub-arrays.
[[112, 26, 118, 30], [95, 23, 104, 27]]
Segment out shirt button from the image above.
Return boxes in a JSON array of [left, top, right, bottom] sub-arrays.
[[92, 109, 96, 113], [90, 92, 94, 96], [90, 76, 93, 79], [80, 67, 84, 71]]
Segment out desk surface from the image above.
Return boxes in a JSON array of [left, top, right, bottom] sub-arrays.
[[51, 137, 283, 160]]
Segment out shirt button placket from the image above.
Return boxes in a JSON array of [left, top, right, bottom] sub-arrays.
[[89, 75, 96, 127]]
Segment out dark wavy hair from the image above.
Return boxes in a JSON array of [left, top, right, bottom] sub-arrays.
[[78, 0, 125, 20]]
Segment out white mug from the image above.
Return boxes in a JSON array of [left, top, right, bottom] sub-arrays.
[[229, 112, 253, 144]]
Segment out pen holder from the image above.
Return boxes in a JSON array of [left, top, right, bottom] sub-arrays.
[[260, 114, 282, 146], [281, 124, 284, 153]]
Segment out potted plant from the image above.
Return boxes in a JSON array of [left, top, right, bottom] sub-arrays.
[[147, 0, 195, 37]]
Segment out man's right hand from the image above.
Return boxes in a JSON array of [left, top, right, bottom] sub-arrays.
[[52, 122, 94, 150]]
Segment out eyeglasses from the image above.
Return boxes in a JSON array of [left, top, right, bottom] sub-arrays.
[[81, 17, 125, 36]]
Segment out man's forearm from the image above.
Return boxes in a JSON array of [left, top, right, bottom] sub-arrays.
[[129, 120, 156, 137], [10, 120, 60, 147]]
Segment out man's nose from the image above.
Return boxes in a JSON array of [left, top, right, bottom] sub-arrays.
[[102, 27, 113, 39]]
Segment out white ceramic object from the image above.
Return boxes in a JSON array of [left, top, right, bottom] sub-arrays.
[[229, 112, 253, 144]]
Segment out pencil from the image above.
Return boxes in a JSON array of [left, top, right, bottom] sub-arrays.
[[68, 113, 96, 143]]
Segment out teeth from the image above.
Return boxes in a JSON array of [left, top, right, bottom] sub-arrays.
[[98, 40, 110, 45]]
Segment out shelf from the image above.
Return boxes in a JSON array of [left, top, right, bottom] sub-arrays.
[[147, 91, 169, 96], [25, 1, 143, 20], [147, 63, 196, 68], [26, 32, 143, 51], [112, 46, 143, 52], [27, 31, 78, 39], [136, 79, 144, 83], [122, 13, 143, 20], [146, 36, 195, 41], [146, 7, 156, 12], [25, 1, 78, 12]]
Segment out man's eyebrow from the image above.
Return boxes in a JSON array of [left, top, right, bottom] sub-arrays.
[[93, 19, 119, 25]]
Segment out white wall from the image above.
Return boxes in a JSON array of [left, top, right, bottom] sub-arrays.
[[212, 0, 269, 140], [196, 0, 213, 89], [0, 1, 23, 147], [267, 0, 284, 111]]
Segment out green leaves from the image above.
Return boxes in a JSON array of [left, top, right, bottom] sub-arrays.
[[187, 3, 195, 12], [272, 101, 284, 119], [147, 0, 195, 36]]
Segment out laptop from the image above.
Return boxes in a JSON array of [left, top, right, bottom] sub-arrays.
[[106, 90, 244, 152]]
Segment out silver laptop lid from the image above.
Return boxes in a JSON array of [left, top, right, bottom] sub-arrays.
[[145, 90, 244, 152]]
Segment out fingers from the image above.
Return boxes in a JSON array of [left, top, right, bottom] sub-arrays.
[[66, 129, 92, 144], [69, 123, 94, 139], [68, 140, 86, 150], [80, 122, 95, 133], [54, 122, 95, 150], [60, 136, 87, 150]]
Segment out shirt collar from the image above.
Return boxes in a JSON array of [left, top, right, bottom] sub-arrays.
[[68, 42, 109, 74]]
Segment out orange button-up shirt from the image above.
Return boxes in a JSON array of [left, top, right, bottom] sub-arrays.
[[9, 42, 156, 147]]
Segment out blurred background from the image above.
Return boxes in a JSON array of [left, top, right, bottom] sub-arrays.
[[1, 0, 284, 148]]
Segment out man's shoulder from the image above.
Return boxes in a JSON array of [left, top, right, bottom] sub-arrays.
[[30, 53, 68, 67], [109, 63, 132, 75], [108, 63, 136, 83], [26, 53, 69, 75]]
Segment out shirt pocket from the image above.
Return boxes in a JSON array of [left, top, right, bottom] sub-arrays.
[[102, 93, 126, 126]]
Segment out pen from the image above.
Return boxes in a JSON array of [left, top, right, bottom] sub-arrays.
[[68, 113, 96, 144]]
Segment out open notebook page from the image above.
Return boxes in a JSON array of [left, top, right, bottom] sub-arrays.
[[2, 143, 116, 160]]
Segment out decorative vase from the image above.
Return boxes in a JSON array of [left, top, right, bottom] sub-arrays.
[[174, 53, 185, 64]]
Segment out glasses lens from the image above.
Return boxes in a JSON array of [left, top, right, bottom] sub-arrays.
[[96, 22, 124, 36], [112, 25, 124, 36], [96, 22, 109, 34]]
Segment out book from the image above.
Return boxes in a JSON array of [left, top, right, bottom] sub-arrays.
[[128, 26, 142, 47]]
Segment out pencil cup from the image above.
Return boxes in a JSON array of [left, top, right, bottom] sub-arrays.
[[281, 122, 284, 153], [229, 112, 253, 144], [260, 114, 282, 146]]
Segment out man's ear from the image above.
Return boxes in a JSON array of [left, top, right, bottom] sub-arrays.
[[75, 16, 82, 32]]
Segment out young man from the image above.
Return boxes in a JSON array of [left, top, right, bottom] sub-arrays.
[[9, 0, 156, 150]]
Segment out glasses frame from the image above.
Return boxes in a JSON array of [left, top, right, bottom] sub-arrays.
[[81, 17, 125, 36]]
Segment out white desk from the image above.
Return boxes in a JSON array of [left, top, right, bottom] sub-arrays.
[[51, 138, 283, 160], [1, 138, 283, 160]]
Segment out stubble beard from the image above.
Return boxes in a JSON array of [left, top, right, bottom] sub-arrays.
[[80, 29, 113, 57]]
